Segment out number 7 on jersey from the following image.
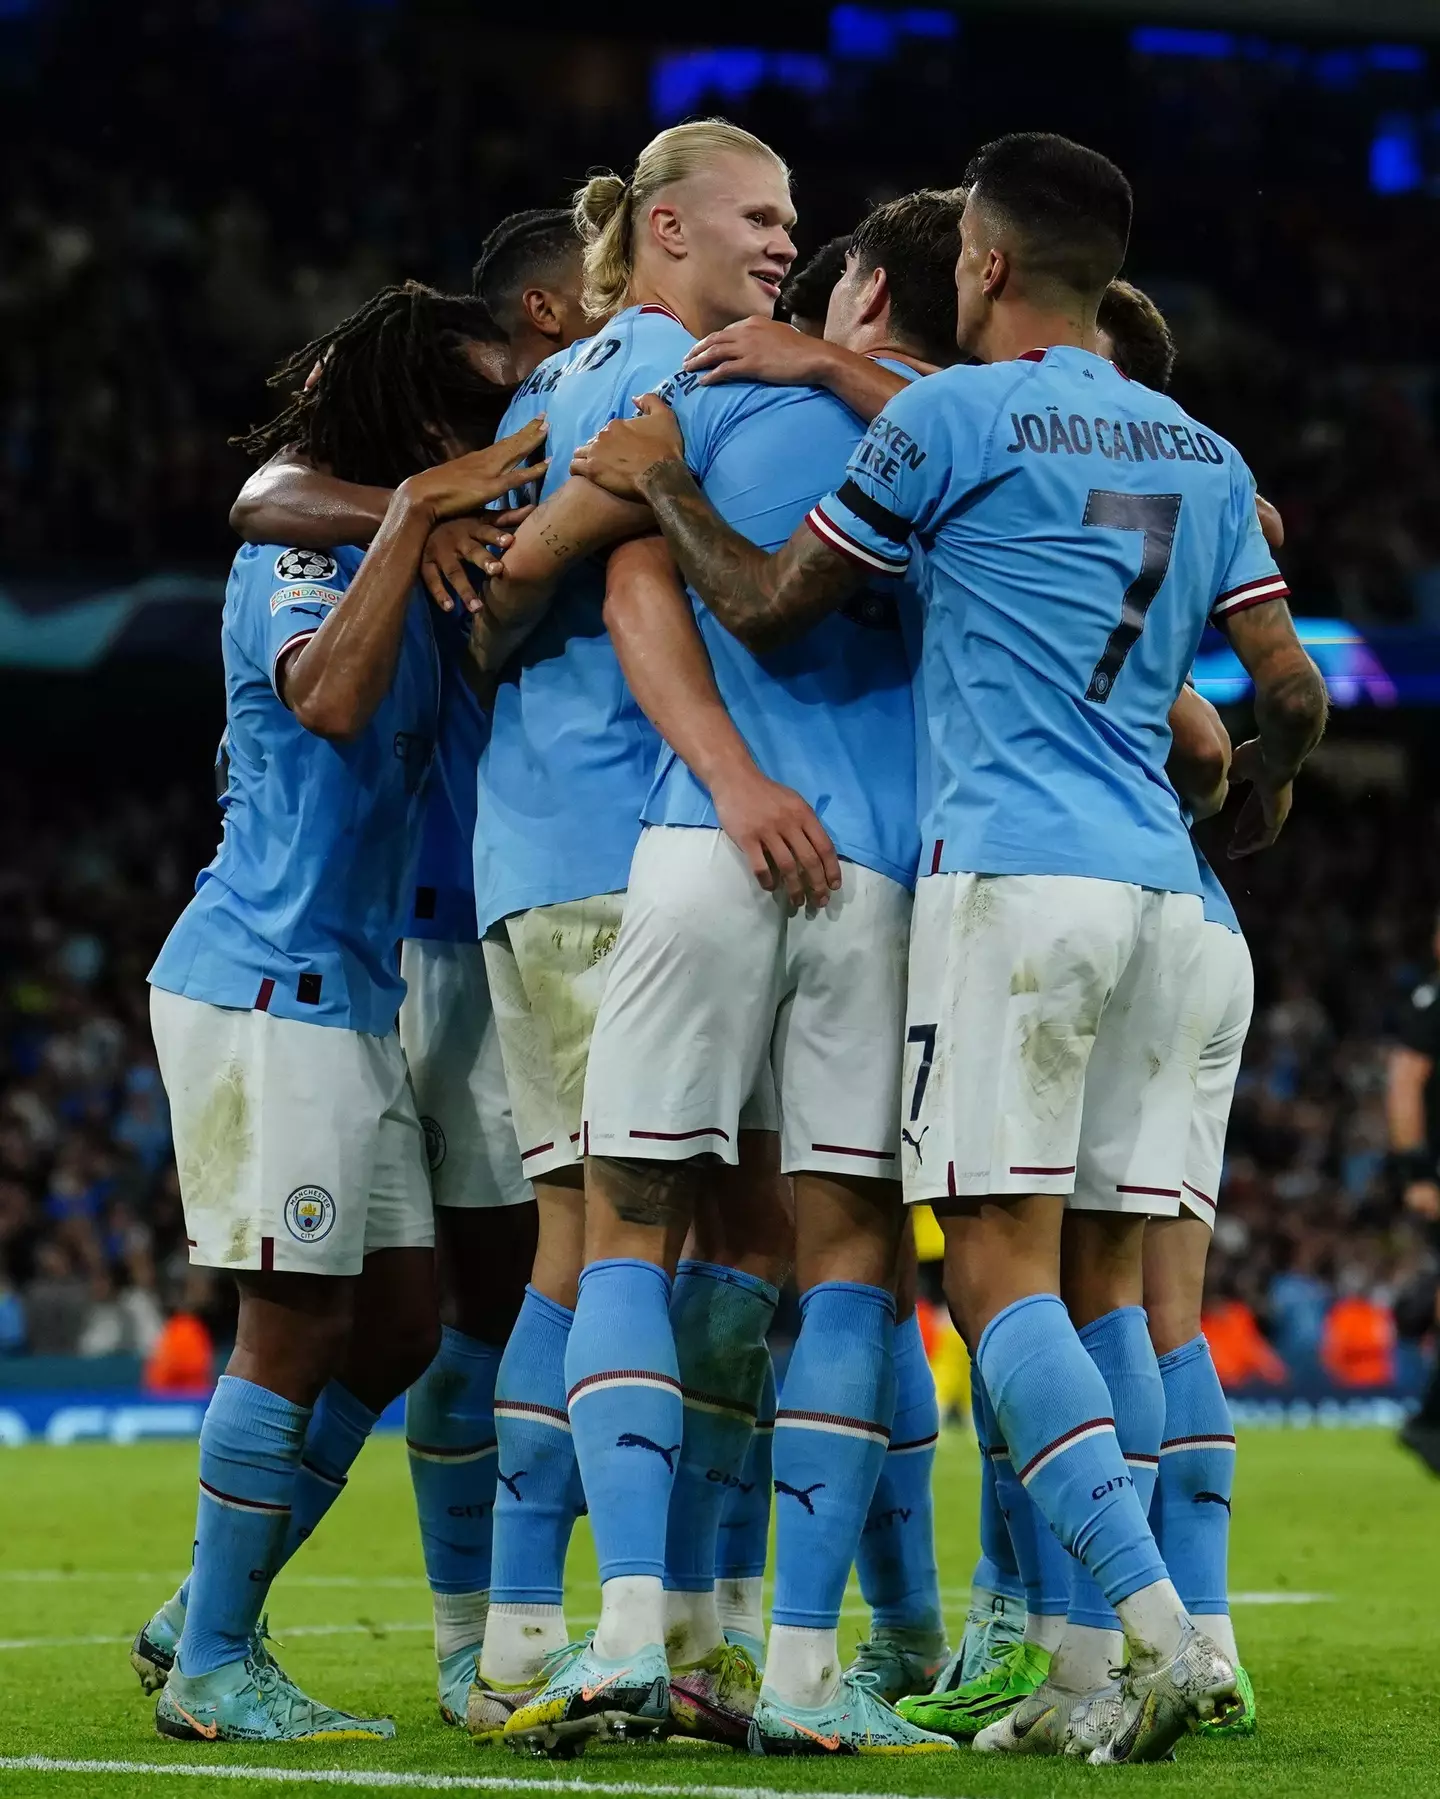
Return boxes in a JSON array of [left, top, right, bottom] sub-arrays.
[[1083, 490, 1183, 703]]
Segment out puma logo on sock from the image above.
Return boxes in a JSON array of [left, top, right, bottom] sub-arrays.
[[498, 1469, 528, 1501], [616, 1432, 681, 1471], [775, 1479, 825, 1515], [1195, 1491, 1232, 1512]]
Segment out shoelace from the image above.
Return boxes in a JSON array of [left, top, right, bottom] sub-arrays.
[[847, 1640, 897, 1692]]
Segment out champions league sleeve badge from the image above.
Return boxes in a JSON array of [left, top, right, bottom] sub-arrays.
[[284, 1185, 336, 1242], [274, 548, 340, 584]]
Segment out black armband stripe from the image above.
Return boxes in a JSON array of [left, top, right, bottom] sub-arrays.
[[835, 479, 913, 545]]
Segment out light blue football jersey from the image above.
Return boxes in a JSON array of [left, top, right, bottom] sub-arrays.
[[1194, 842, 1240, 933], [643, 360, 921, 888], [811, 347, 1289, 894], [406, 606, 483, 943], [150, 543, 440, 1035], [474, 303, 694, 930]]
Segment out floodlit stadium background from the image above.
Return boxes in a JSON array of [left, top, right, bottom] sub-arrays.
[[4, 0, 1440, 1442]]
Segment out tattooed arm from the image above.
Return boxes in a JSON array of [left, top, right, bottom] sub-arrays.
[[571, 395, 863, 655], [464, 476, 652, 670], [1221, 598, 1327, 857]]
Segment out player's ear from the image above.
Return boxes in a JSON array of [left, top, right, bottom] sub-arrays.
[[858, 264, 889, 327], [646, 200, 687, 263], [983, 246, 1010, 301], [523, 285, 562, 342]]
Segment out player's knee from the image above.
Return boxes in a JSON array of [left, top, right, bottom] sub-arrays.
[[590, 1155, 708, 1230]]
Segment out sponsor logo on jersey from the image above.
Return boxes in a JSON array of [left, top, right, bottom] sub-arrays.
[[284, 1185, 336, 1243], [274, 548, 340, 583], [269, 583, 340, 615]]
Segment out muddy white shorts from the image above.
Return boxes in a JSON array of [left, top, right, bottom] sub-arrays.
[[398, 938, 532, 1210], [481, 893, 627, 1181], [582, 826, 908, 1177], [901, 872, 1205, 1214], [151, 986, 433, 1277], [1179, 921, 1253, 1226]]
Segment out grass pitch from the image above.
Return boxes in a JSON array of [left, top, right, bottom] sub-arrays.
[[0, 1426, 1434, 1798]]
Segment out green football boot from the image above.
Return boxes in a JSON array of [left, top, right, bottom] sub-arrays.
[[155, 1654, 395, 1742], [749, 1673, 957, 1756], [896, 1638, 1051, 1741], [1199, 1661, 1257, 1737], [502, 1633, 670, 1756]]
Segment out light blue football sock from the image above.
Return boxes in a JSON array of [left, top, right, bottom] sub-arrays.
[[970, 1381, 1025, 1604], [1154, 1334, 1236, 1623], [178, 1375, 309, 1676], [278, 1379, 379, 1570], [1067, 1306, 1166, 1629], [491, 1286, 581, 1606], [717, 1352, 774, 1581], [772, 1281, 896, 1629], [856, 1309, 943, 1635], [665, 1260, 777, 1592], [565, 1258, 681, 1583], [976, 1294, 1166, 1610], [974, 1372, 1068, 1616], [406, 1327, 503, 1596]]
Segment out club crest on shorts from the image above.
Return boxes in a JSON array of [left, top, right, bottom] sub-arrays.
[[274, 548, 339, 584], [284, 1185, 336, 1243], [421, 1115, 446, 1172]]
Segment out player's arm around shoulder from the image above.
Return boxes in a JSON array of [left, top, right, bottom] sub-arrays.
[[1211, 452, 1328, 857], [681, 315, 909, 425], [573, 386, 865, 655], [280, 418, 548, 740]]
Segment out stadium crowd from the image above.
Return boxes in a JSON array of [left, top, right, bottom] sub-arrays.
[[1, 761, 1434, 1391], [3, 1, 1440, 621]]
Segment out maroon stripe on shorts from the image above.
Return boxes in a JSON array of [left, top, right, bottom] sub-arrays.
[[630, 1125, 731, 1143], [255, 977, 275, 1011], [260, 1235, 275, 1272]]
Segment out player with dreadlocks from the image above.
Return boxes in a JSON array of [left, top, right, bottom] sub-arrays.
[[217, 220, 594, 1734], [133, 281, 546, 1746]]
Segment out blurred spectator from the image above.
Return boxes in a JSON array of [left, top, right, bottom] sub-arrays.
[[144, 1285, 216, 1396], [1322, 1284, 1398, 1389]]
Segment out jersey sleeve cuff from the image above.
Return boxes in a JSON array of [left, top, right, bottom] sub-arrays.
[[270, 628, 319, 697], [805, 499, 911, 577], [1211, 573, 1289, 622]]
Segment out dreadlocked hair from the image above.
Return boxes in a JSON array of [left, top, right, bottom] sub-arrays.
[[231, 281, 511, 489]]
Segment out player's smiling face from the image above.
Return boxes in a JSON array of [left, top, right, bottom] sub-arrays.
[[668, 152, 797, 332]]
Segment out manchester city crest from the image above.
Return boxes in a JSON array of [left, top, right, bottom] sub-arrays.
[[421, 1116, 447, 1172], [284, 1185, 336, 1243]]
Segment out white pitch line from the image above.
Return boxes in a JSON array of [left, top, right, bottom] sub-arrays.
[[0, 1760, 981, 1799], [0, 1622, 434, 1653]]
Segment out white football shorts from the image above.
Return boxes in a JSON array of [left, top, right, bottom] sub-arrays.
[[582, 826, 907, 1176], [901, 872, 1206, 1215], [151, 986, 433, 1277], [481, 893, 628, 1181], [1179, 920, 1253, 1226], [398, 938, 532, 1211]]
